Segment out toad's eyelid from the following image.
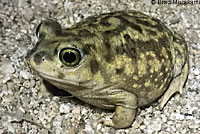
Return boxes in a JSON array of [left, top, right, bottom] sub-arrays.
[[77, 48, 84, 58], [36, 22, 42, 39], [36, 32, 40, 39]]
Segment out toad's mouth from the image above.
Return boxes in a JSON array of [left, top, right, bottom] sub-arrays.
[[33, 69, 95, 90], [38, 72, 81, 86], [28, 59, 88, 86]]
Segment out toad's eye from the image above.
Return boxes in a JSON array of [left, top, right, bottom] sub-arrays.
[[59, 48, 81, 66]]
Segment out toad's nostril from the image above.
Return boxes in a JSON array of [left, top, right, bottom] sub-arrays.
[[42, 57, 45, 61], [33, 51, 47, 65]]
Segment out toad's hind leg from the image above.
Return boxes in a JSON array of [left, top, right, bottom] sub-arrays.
[[99, 92, 137, 128], [159, 61, 189, 110]]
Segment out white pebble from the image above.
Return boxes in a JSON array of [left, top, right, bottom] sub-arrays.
[[64, 2, 74, 10], [181, 12, 189, 23], [0, 61, 15, 75], [81, 108, 87, 115], [84, 124, 94, 133], [1, 74, 13, 83], [53, 115, 63, 127], [19, 107, 25, 113], [96, 123, 102, 130], [146, 119, 162, 133], [59, 104, 70, 113], [31, 88, 38, 93], [186, 115, 194, 120], [175, 113, 185, 121], [20, 70, 31, 79], [193, 68, 200, 75]]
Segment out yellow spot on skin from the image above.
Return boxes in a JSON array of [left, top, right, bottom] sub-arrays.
[[145, 80, 150, 87], [155, 66, 159, 72], [164, 78, 168, 83], [140, 53, 145, 58], [137, 53, 147, 77], [93, 71, 105, 84], [160, 72, 163, 76], [150, 68, 154, 73], [114, 55, 134, 75], [147, 51, 156, 57], [165, 68, 169, 72], [162, 47, 168, 59], [138, 84, 142, 88], [133, 84, 138, 88], [161, 59, 165, 63], [125, 62, 134, 75], [114, 55, 133, 73], [159, 84, 164, 91], [150, 51, 156, 57], [155, 78, 158, 82], [133, 75, 138, 80], [148, 58, 162, 73]]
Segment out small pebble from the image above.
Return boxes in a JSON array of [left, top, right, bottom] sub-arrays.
[[0, 61, 15, 75], [181, 12, 190, 23], [170, 17, 180, 24], [59, 104, 70, 114], [20, 70, 31, 79], [193, 68, 200, 75]]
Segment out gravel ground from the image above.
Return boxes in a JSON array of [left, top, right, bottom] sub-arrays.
[[0, 0, 200, 134]]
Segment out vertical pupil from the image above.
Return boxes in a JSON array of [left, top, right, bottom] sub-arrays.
[[63, 51, 76, 63]]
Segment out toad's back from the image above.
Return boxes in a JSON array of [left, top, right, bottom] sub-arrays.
[[65, 11, 187, 106]]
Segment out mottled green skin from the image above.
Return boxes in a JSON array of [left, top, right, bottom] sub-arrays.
[[28, 10, 189, 128]]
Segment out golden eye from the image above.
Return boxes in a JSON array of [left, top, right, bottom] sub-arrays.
[[59, 48, 81, 66]]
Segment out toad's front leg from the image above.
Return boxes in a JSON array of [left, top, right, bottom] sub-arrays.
[[100, 93, 137, 128]]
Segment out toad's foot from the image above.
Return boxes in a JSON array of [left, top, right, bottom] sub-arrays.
[[159, 61, 189, 110], [99, 105, 137, 128]]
